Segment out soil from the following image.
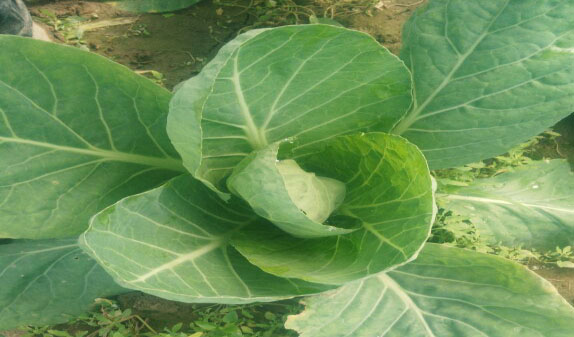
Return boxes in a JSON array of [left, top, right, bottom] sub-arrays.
[[29, 1, 124, 19], [116, 292, 201, 328], [342, 0, 422, 54], [21, 0, 574, 323], [535, 267, 574, 306], [29, 0, 423, 89], [30, 0, 256, 88], [555, 114, 574, 168]]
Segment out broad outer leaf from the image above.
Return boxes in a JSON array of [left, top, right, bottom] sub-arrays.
[[0, 239, 126, 329], [80, 175, 334, 304], [231, 133, 435, 285], [168, 24, 412, 193], [227, 142, 353, 238], [438, 160, 574, 250], [0, 36, 185, 239], [111, 0, 202, 13], [286, 244, 574, 337], [392, 0, 574, 169]]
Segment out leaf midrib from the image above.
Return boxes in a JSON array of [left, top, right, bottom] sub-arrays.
[[0, 136, 186, 172], [438, 193, 574, 214], [130, 239, 224, 283], [231, 50, 267, 149], [378, 274, 437, 337], [0, 244, 78, 258]]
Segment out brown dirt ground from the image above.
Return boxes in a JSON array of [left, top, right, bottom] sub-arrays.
[[555, 114, 574, 168], [343, 0, 422, 54], [535, 267, 574, 306], [23, 0, 574, 318], [30, 0, 256, 88], [30, 0, 423, 88]]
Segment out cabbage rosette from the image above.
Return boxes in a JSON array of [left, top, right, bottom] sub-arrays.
[[80, 25, 435, 300]]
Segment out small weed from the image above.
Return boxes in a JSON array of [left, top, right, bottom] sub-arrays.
[[135, 71, 166, 87], [129, 24, 151, 37], [215, 0, 379, 30], [186, 302, 300, 337], [434, 130, 562, 186], [20, 299, 301, 337], [538, 246, 574, 269], [36, 9, 88, 44], [429, 208, 491, 253], [429, 208, 574, 268]]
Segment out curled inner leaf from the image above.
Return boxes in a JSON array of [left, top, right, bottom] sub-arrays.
[[227, 142, 354, 238], [277, 159, 346, 224]]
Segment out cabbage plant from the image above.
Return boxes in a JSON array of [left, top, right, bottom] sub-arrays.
[[1, 0, 574, 335]]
